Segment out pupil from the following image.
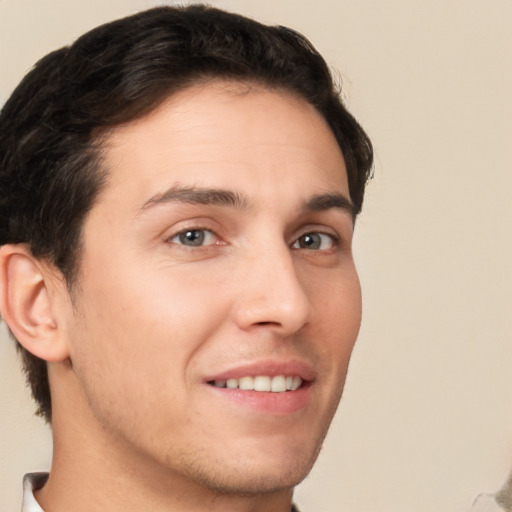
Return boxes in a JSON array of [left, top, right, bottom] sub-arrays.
[[302, 233, 320, 249], [181, 230, 204, 246]]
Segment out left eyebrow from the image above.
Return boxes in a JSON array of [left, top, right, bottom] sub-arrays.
[[137, 185, 250, 215], [302, 193, 355, 219]]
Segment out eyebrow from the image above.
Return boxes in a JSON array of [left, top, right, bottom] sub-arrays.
[[137, 185, 354, 219], [303, 193, 355, 219], [138, 185, 250, 214]]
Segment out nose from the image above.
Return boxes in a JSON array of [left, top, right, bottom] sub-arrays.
[[233, 242, 311, 336]]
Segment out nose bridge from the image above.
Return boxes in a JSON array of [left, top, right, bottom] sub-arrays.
[[234, 235, 311, 334]]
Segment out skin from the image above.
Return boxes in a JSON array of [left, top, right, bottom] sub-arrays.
[[24, 81, 362, 512]]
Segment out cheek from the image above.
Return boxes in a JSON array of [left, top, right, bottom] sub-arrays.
[[312, 264, 362, 330], [77, 254, 230, 341], [310, 267, 362, 369], [67, 263, 233, 417]]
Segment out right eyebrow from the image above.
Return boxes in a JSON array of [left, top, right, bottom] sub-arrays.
[[302, 193, 355, 221], [137, 185, 251, 216]]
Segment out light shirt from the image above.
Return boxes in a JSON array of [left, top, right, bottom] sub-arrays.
[[21, 473, 47, 512]]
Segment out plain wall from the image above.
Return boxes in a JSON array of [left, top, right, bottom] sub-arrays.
[[1, 1, 511, 511]]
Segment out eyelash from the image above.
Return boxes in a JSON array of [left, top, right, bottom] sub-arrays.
[[167, 227, 340, 252]]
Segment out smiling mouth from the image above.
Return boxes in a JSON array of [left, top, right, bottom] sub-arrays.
[[207, 375, 303, 392]]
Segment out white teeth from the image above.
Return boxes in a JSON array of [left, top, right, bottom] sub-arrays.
[[212, 375, 303, 392], [290, 376, 302, 391], [238, 376, 254, 390], [226, 378, 238, 389], [271, 375, 287, 392], [254, 376, 271, 392]]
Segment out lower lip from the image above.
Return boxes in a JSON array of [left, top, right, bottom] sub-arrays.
[[206, 383, 312, 415]]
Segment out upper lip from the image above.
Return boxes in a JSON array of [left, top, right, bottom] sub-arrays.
[[204, 359, 316, 383]]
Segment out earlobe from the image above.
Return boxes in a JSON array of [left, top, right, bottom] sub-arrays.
[[0, 244, 70, 362]]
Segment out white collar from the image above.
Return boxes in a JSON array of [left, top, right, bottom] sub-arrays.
[[21, 473, 48, 512]]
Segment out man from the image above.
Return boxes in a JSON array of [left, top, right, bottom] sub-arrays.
[[0, 5, 372, 512]]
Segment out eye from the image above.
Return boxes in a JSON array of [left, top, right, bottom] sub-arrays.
[[292, 232, 337, 251], [169, 229, 218, 247]]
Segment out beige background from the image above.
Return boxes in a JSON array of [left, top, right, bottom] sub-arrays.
[[1, 1, 511, 511]]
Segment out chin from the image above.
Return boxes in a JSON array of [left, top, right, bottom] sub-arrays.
[[196, 465, 312, 497], [177, 442, 321, 497]]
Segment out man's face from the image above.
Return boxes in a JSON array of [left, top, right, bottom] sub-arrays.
[[61, 81, 362, 494]]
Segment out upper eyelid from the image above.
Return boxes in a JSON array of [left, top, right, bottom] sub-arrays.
[[291, 225, 341, 241], [161, 217, 221, 239]]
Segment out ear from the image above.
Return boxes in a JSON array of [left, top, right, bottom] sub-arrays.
[[0, 244, 70, 362]]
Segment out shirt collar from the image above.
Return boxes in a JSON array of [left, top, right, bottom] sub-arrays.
[[21, 473, 48, 512]]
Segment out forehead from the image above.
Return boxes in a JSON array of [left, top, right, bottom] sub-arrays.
[[96, 80, 348, 212]]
